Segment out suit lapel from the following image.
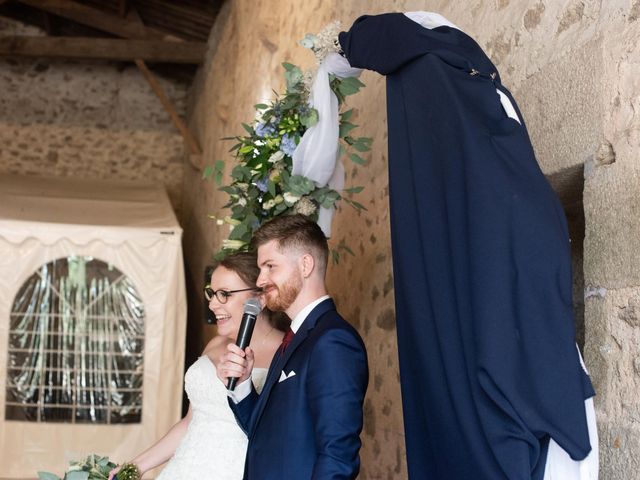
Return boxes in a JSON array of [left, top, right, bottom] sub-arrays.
[[249, 298, 336, 437]]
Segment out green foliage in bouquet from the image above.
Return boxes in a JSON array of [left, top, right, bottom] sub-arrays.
[[203, 47, 371, 262], [38, 454, 118, 480], [113, 463, 140, 480]]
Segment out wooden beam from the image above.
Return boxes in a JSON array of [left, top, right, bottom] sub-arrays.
[[134, 59, 201, 155], [41, 10, 55, 35], [0, 36, 206, 63], [15, 0, 171, 40]]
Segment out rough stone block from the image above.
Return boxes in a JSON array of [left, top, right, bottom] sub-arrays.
[[512, 38, 603, 175]]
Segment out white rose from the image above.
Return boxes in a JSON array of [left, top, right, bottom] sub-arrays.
[[283, 192, 301, 205], [268, 151, 285, 163], [222, 239, 245, 250], [263, 199, 276, 210]]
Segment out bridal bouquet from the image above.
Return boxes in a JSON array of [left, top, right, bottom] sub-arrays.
[[38, 455, 139, 480], [204, 22, 371, 262]]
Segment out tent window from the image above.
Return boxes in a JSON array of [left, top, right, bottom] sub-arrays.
[[5, 256, 145, 424]]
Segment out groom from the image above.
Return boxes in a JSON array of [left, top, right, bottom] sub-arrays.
[[218, 214, 368, 479]]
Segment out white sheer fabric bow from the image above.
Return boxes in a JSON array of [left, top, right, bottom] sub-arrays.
[[292, 52, 362, 237]]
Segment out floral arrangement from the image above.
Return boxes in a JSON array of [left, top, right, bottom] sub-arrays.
[[112, 463, 140, 480], [37, 454, 139, 480], [204, 22, 371, 262]]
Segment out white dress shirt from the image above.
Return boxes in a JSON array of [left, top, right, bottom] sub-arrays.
[[228, 295, 331, 403]]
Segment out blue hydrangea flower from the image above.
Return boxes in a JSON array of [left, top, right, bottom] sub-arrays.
[[280, 133, 297, 156], [255, 122, 276, 138], [255, 177, 269, 192]]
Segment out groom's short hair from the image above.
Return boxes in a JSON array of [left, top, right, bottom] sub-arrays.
[[251, 214, 329, 273]]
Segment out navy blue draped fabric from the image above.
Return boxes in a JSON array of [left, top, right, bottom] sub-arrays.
[[340, 13, 594, 480]]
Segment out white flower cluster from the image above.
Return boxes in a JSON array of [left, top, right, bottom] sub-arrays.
[[300, 20, 343, 65], [293, 196, 317, 216]]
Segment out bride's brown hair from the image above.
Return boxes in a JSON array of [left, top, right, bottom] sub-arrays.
[[215, 251, 289, 331]]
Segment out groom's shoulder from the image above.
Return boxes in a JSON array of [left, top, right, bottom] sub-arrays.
[[315, 307, 365, 346]]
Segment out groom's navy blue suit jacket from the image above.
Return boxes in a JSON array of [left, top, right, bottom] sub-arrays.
[[230, 298, 368, 479]]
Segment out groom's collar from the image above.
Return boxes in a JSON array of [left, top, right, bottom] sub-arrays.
[[290, 295, 331, 333]]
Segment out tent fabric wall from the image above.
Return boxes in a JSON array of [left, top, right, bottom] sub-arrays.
[[0, 174, 187, 478]]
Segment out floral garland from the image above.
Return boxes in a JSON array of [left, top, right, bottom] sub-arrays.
[[38, 454, 140, 480], [204, 22, 371, 262]]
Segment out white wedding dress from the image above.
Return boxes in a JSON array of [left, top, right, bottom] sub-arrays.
[[156, 356, 268, 480]]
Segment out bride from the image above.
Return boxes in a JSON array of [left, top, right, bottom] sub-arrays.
[[108, 251, 285, 480]]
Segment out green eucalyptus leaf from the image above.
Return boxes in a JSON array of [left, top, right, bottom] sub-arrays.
[[231, 165, 252, 181], [300, 108, 319, 128], [254, 103, 269, 110], [343, 186, 364, 194], [319, 190, 341, 209], [202, 165, 214, 180], [214, 160, 225, 184], [97, 457, 114, 468], [241, 123, 254, 135], [348, 153, 366, 165], [341, 108, 354, 122], [352, 137, 373, 152], [339, 122, 357, 138], [37, 472, 61, 480], [346, 198, 368, 211], [280, 93, 301, 110], [274, 202, 288, 214], [228, 222, 249, 240], [65, 471, 90, 480], [214, 249, 229, 261], [230, 205, 244, 216], [337, 76, 365, 96], [284, 65, 303, 91], [287, 175, 316, 196], [267, 180, 277, 197]]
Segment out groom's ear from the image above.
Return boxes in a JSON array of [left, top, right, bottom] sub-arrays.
[[300, 252, 316, 279]]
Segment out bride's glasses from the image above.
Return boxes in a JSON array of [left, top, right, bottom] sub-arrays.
[[204, 285, 262, 304]]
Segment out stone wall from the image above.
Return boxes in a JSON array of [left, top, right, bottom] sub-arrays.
[[0, 17, 189, 216], [183, 1, 640, 478]]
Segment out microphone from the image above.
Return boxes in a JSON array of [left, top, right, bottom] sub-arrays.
[[227, 297, 262, 391]]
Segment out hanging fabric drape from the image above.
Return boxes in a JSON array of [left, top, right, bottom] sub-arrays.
[[339, 12, 595, 480]]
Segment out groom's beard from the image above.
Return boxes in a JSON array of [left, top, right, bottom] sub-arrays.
[[263, 273, 302, 312]]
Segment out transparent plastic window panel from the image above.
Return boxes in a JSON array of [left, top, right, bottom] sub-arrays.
[[6, 256, 145, 424]]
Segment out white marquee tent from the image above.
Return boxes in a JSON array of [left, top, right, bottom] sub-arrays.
[[0, 174, 187, 478]]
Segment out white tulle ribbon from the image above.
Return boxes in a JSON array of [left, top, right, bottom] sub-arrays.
[[292, 52, 362, 237], [404, 11, 460, 30]]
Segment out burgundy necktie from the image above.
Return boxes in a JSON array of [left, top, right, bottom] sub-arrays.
[[279, 328, 295, 354]]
